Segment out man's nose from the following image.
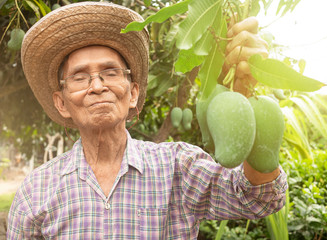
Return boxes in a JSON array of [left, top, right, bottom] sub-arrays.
[[88, 75, 108, 93]]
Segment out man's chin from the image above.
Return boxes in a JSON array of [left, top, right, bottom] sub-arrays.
[[90, 114, 127, 129]]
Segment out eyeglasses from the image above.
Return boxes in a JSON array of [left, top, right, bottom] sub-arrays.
[[60, 68, 131, 92]]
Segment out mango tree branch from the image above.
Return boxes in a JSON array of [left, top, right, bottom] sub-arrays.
[[242, 0, 251, 20], [135, 0, 159, 12], [0, 80, 29, 98], [152, 66, 199, 143]]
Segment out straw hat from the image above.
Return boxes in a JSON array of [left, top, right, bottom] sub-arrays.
[[21, 1, 149, 128]]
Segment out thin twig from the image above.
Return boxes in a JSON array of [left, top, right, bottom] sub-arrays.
[[157, 1, 166, 8], [135, 0, 159, 12], [0, 11, 18, 46], [130, 127, 153, 141], [242, 0, 251, 20], [15, 0, 29, 28], [208, 26, 230, 62]]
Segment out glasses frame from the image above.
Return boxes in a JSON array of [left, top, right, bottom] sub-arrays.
[[59, 68, 131, 91]]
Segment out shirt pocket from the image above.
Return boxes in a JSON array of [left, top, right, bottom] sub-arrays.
[[138, 208, 168, 240]]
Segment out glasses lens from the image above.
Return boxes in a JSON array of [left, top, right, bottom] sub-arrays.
[[63, 69, 128, 92], [100, 69, 125, 83], [66, 73, 89, 92]]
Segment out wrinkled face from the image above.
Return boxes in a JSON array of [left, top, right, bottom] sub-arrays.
[[53, 46, 139, 130]]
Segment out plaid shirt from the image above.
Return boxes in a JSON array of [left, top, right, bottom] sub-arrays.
[[7, 131, 287, 239]]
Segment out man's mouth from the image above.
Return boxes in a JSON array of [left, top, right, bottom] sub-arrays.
[[90, 101, 112, 107]]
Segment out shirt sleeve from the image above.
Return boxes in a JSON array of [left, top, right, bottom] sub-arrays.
[[7, 178, 43, 239], [178, 145, 288, 221]]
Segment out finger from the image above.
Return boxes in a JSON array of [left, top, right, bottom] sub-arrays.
[[235, 61, 251, 78], [227, 17, 258, 38], [226, 31, 268, 54], [225, 46, 268, 65], [228, 13, 239, 29], [233, 76, 257, 97], [227, 14, 238, 37]]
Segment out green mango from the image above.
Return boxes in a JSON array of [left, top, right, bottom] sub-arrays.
[[207, 92, 256, 168], [273, 89, 286, 100], [8, 29, 25, 51], [196, 84, 228, 151], [52, 3, 61, 10], [247, 96, 285, 173], [182, 108, 193, 130], [170, 107, 183, 128]]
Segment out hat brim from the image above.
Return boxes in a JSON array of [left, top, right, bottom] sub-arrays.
[[21, 2, 149, 128]]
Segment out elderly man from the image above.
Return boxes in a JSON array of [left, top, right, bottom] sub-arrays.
[[7, 2, 287, 239]]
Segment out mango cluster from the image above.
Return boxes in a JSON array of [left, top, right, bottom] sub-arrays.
[[171, 107, 193, 130], [196, 84, 285, 173]]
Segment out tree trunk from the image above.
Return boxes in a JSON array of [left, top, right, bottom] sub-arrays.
[[153, 67, 199, 143]]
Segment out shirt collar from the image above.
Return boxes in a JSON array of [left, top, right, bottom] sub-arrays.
[[60, 138, 85, 177], [123, 130, 144, 175], [60, 131, 144, 177]]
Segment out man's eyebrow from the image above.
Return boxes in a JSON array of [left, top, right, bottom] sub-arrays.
[[100, 61, 124, 68], [67, 61, 125, 76], [69, 64, 89, 75]]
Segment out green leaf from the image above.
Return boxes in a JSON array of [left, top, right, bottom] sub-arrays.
[[150, 73, 174, 97], [290, 95, 327, 138], [311, 93, 327, 112], [175, 5, 224, 74], [262, 0, 273, 13], [25, 0, 40, 20], [176, 0, 222, 50], [144, 0, 151, 7], [249, 0, 261, 16], [197, 15, 227, 100], [276, 0, 286, 15], [282, 107, 312, 159], [298, 59, 306, 74], [249, 54, 326, 92], [164, 22, 179, 51], [193, 5, 222, 56], [306, 216, 322, 223], [265, 214, 279, 240], [121, 0, 191, 33], [32, 0, 49, 16], [197, 43, 224, 100], [214, 220, 228, 240], [174, 48, 205, 73], [277, 0, 302, 16], [0, 0, 7, 9], [147, 74, 159, 90], [37, 0, 50, 14]]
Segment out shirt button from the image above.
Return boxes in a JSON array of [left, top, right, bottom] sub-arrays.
[[137, 209, 141, 217], [105, 202, 110, 210]]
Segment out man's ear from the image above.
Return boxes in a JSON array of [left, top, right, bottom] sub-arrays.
[[129, 82, 139, 109], [52, 91, 71, 119]]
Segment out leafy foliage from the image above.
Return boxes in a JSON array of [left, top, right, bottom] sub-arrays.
[[199, 147, 327, 240], [121, 0, 190, 33], [281, 148, 327, 240], [175, 0, 222, 50], [1, 0, 327, 239], [0, 193, 15, 211], [249, 54, 326, 92]]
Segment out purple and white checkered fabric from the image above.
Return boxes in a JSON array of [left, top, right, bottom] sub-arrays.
[[7, 131, 287, 239]]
